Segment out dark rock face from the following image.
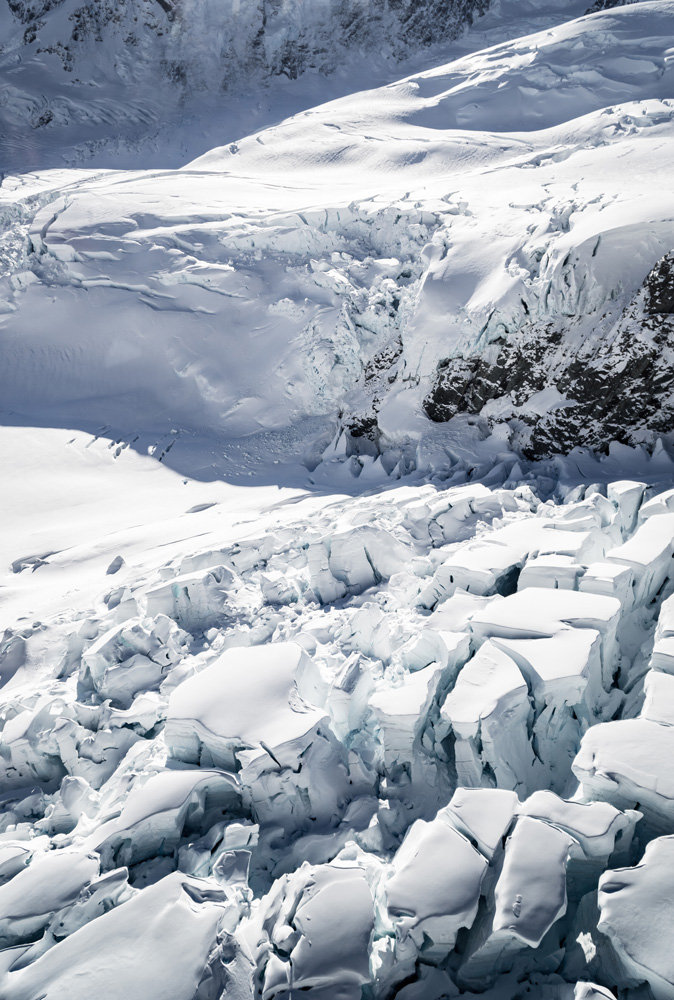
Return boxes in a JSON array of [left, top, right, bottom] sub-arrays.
[[344, 338, 403, 455], [3, 0, 492, 90], [423, 326, 562, 424], [584, 0, 637, 14], [6, 0, 65, 23], [647, 253, 674, 316], [423, 251, 674, 459]]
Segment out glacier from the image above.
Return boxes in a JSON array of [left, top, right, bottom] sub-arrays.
[[2, 0, 674, 997], [2, 471, 674, 998]]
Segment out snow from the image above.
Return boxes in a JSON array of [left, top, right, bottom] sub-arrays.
[[607, 481, 646, 537], [441, 640, 533, 791], [641, 671, 674, 727], [445, 787, 519, 859], [245, 859, 374, 999], [2, 0, 674, 997], [605, 513, 674, 604], [492, 816, 575, 948], [651, 594, 674, 673], [371, 658, 456, 768], [459, 815, 576, 985], [165, 642, 327, 770], [518, 554, 583, 591], [573, 719, 674, 834], [0, 848, 99, 946], [385, 813, 487, 957], [2, 872, 231, 1000], [2, 5, 674, 469], [598, 836, 674, 1000], [518, 791, 634, 860], [470, 588, 621, 686], [579, 562, 635, 607], [83, 768, 241, 868], [2, 450, 673, 996], [494, 630, 602, 705]]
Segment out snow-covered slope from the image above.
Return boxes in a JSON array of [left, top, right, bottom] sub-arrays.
[[0, 0, 495, 171], [3, 1, 674, 998], [2, 1, 673, 481]]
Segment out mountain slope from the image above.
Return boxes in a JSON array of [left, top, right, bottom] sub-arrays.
[[1, 1, 673, 480], [3, 3, 674, 1000], [0, 0, 493, 172]]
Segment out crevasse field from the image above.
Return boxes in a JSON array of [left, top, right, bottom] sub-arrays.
[[2, 0, 674, 998]]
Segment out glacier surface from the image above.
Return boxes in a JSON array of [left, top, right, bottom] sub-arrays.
[[2, 0, 674, 997]]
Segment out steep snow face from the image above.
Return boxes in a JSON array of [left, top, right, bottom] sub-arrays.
[[4, 1, 674, 998], [2, 0, 491, 84], [0, 0, 492, 171], [1, 1, 673, 479]]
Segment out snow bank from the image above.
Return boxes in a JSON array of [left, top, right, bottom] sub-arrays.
[[574, 718, 674, 835], [459, 816, 575, 985], [165, 642, 349, 834]]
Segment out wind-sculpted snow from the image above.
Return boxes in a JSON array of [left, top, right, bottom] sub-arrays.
[[0, 475, 674, 998], [597, 837, 674, 999]]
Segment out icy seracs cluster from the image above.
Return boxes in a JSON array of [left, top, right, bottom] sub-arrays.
[[2, 478, 674, 998]]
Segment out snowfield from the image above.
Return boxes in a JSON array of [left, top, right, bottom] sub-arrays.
[[2, 0, 674, 998]]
